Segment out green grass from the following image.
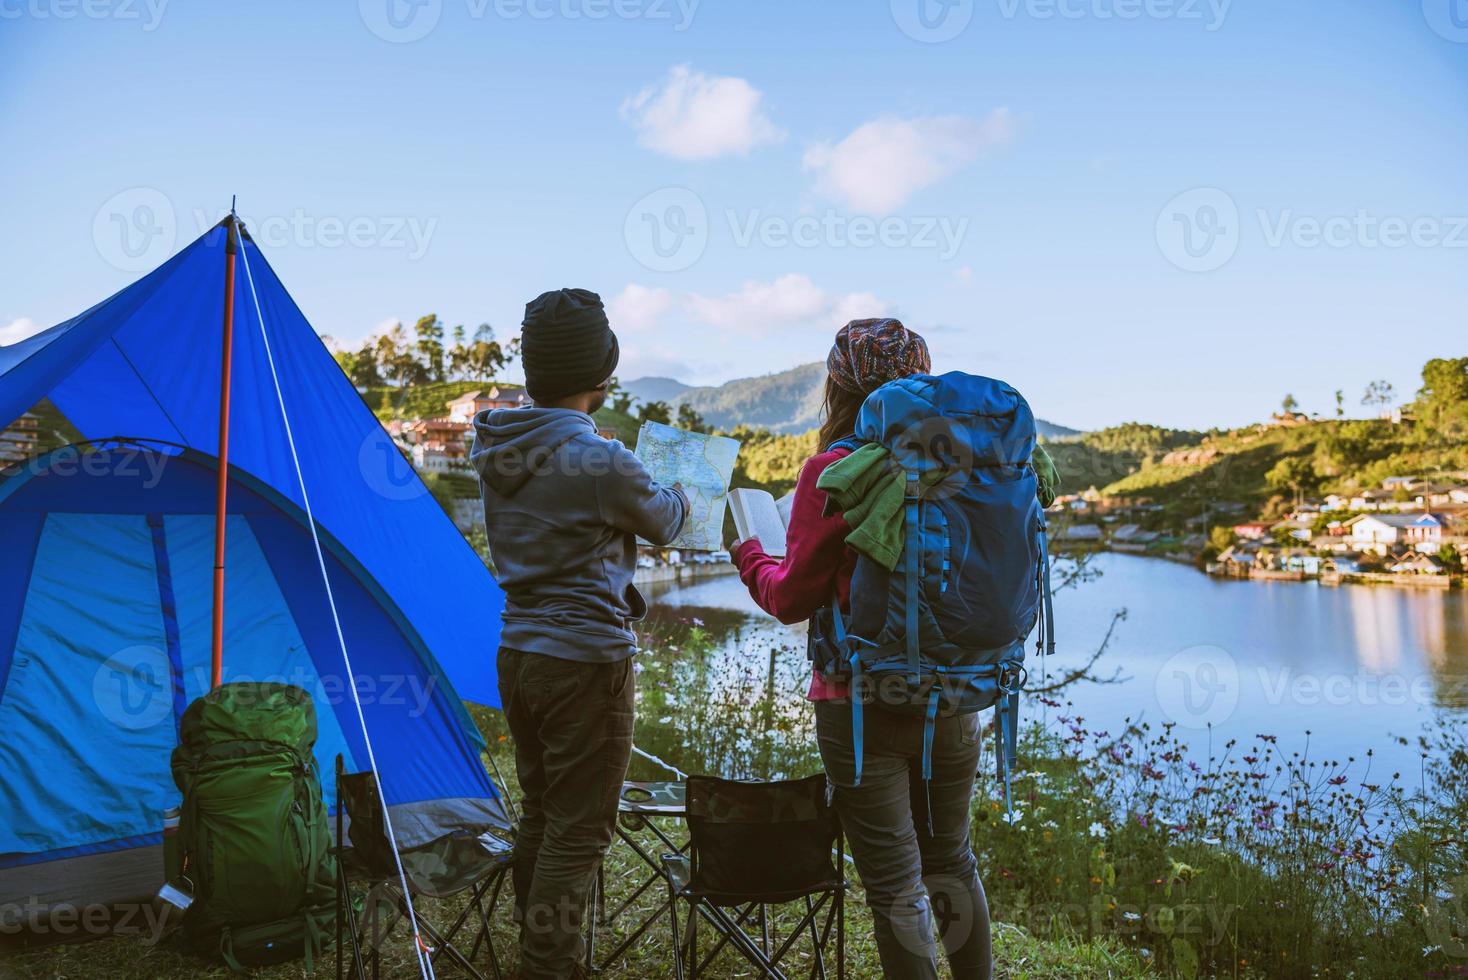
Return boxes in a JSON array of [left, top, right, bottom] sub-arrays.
[[2, 856, 1153, 980], [591, 406, 640, 446], [361, 381, 516, 422], [2, 712, 1153, 980]]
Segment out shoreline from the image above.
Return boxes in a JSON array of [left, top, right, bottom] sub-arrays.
[[633, 562, 739, 587], [1092, 546, 1461, 590]]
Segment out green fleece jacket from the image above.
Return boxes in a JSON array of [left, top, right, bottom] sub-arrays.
[[816, 442, 1059, 571]]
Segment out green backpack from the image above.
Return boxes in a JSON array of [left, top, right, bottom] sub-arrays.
[[170, 682, 337, 971]]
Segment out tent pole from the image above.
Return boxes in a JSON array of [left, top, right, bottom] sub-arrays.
[[211, 213, 238, 690]]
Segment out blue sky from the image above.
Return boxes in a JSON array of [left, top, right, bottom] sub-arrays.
[[2, 0, 1465, 430]]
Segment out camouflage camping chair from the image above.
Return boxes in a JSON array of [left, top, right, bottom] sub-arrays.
[[334, 756, 514, 980], [663, 774, 846, 979]]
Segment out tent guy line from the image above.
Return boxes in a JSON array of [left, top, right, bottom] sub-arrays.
[[235, 218, 437, 980]]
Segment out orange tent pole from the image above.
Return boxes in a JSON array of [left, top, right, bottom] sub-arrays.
[[210, 213, 238, 690]]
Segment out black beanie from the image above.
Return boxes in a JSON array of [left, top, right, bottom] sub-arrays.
[[519, 288, 620, 403]]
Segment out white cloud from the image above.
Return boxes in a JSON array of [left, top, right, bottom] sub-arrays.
[[828, 291, 891, 328], [803, 110, 1014, 212], [616, 346, 694, 382], [621, 65, 783, 161], [0, 317, 41, 346], [685, 274, 888, 331], [607, 284, 674, 332]]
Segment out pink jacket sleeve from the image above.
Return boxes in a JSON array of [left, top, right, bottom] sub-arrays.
[[730, 448, 855, 626]]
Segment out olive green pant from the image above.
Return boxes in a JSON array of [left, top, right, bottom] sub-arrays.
[[497, 648, 635, 980]]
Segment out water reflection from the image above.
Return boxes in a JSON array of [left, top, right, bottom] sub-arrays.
[[630, 593, 820, 782], [624, 557, 1467, 782]]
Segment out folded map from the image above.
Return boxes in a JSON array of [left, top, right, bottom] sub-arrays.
[[633, 421, 740, 552]]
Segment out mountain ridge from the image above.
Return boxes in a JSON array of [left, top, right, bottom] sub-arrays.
[[621, 363, 1082, 438]]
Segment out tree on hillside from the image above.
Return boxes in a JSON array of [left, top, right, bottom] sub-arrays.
[[637, 400, 672, 426], [1417, 357, 1468, 434], [446, 324, 468, 379], [1316, 419, 1387, 473], [1281, 393, 1299, 415], [1265, 455, 1316, 507], [676, 403, 710, 433], [413, 315, 446, 383], [376, 322, 426, 387], [456, 323, 506, 381], [1438, 544, 1464, 576], [1361, 379, 1395, 414], [606, 377, 635, 415], [335, 341, 383, 389], [1334, 389, 1345, 418], [1208, 525, 1236, 554]]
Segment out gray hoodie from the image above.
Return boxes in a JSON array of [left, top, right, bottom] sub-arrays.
[[470, 407, 687, 663]]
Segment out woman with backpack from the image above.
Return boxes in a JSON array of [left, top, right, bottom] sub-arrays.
[[731, 317, 994, 980]]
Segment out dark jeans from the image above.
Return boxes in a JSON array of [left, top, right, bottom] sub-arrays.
[[497, 647, 635, 980], [815, 700, 992, 980]]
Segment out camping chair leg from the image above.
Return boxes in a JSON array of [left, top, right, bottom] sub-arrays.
[[700, 904, 788, 980], [689, 897, 700, 980], [836, 835, 846, 980], [465, 871, 504, 978], [484, 868, 510, 980], [690, 902, 760, 976], [760, 903, 770, 955], [339, 871, 371, 980], [816, 891, 842, 980], [667, 875, 686, 980], [804, 895, 826, 980], [764, 897, 827, 980]]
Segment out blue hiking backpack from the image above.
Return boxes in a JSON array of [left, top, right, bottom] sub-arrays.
[[808, 372, 1055, 817]]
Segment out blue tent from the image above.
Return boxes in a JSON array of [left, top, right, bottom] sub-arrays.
[[0, 220, 507, 914]]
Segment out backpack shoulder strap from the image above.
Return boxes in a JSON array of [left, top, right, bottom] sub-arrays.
[[825, 436, 865, 454]]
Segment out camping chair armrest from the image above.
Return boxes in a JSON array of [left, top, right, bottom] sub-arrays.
[[661, 853, 691, 893]]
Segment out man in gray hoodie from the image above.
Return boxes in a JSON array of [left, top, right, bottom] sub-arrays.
[[470, 287, 686, 980]]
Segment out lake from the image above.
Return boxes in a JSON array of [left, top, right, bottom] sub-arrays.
[[627, 553, 1468, 788]]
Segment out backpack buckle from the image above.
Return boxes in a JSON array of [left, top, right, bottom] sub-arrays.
[[998, 663, 1026, 695]]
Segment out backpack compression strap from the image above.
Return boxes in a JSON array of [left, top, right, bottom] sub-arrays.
[[830, 597, 863, 787], [995, 521, 1055, 818], [903, 470, 921, 685]]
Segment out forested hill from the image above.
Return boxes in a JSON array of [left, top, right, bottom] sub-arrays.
[[622, 363, 1083, 438]]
